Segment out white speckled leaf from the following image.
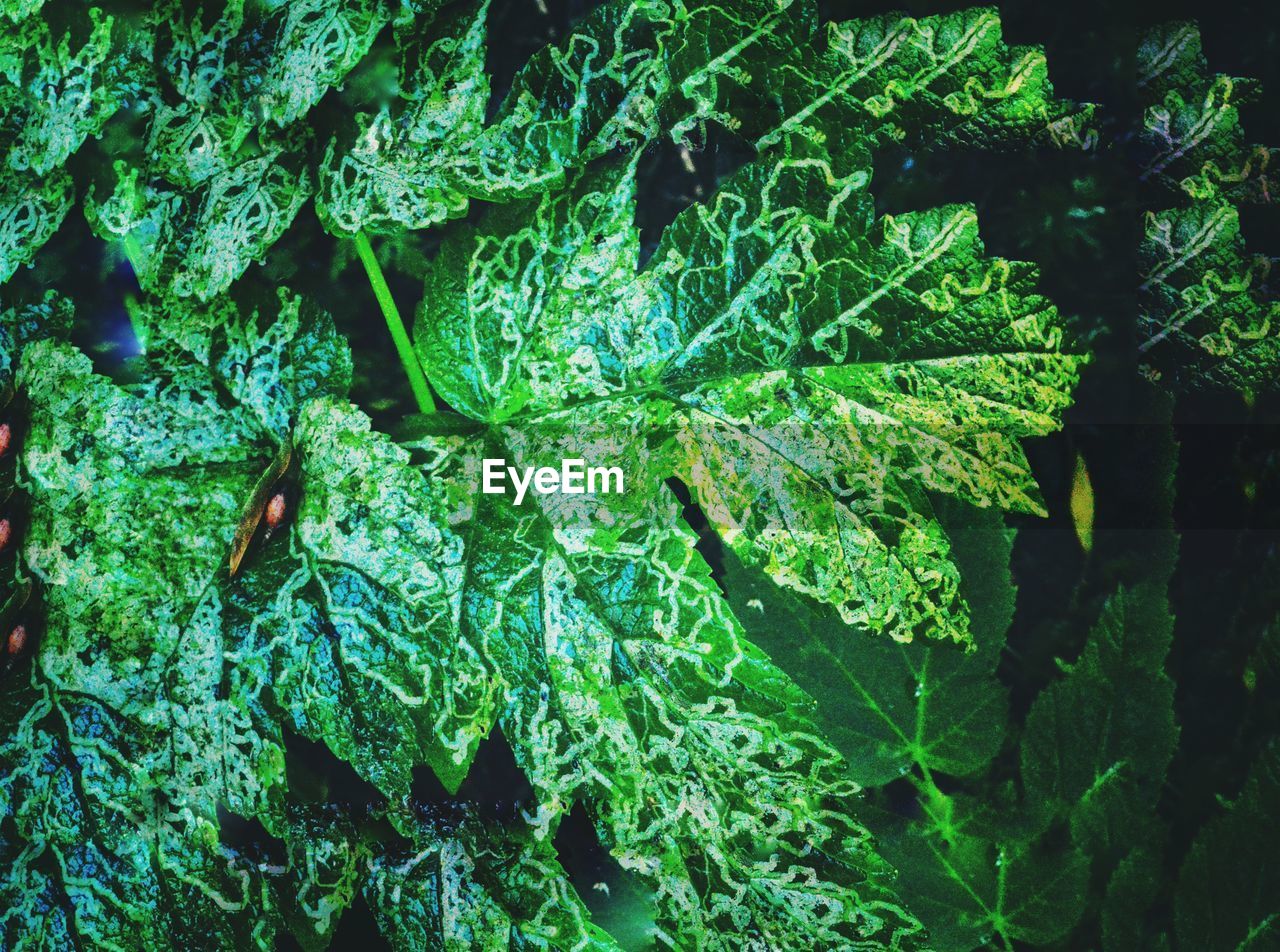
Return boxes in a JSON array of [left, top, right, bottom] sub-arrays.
[[417, 149, 1085, 646]]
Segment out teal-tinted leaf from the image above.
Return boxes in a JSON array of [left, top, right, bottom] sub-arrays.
[[81, 0, 392, 298], [316, 0, 490, 235], [87, 144, 313, 301], [138, 287, 353, 435], [365, 812, 618, 950], [1, 6, 145, 177], [0, 290, 72, 387], [8, 301, 622, 947], [0, 167, 73, 285], [0, 3, 146, 281], [14, 293, 349, 824], [240, 0, 391, 128], [1175, 742, 1280, 951], [0, 670, 288, 950], [6, 306, 526, 947]]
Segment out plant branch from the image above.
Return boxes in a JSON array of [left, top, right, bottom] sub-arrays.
[[353, 230, 440, 415], [120, 236, 148, 354]]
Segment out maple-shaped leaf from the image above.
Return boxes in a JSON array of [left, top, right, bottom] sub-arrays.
[[1136, 22, 1279, 394], [416, 147, 1084, 646], [391, 404, 926, 949]]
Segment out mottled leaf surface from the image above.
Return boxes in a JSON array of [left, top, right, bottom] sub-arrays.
[[749, 5, 1097, 154], [0, 4, 144, 282], [416, 147, 1084, 646]]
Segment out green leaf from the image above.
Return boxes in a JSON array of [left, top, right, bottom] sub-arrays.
[[416, 148, 1084, 646], [392, 408, 925, 948], [365, 812, 619, 951], [1021, 584, 1178, 860], [728, 445, 1181, 951], [6, 296, 622, 948], [1138, 201, 1280, 394], [316, 0, 802, 236], [1102, 845, 1166, 952], [722, 497, 1015, 787], [748, 5, 1096, 153], [727, 496, 1088, 950], [1175, 742, 1280, 951], [1138, 22, 1273, 204], [877, 830, 1090, 952]]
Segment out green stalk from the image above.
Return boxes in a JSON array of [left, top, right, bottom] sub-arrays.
[[353, 229, 440, 415], [120, 235, 148, 354]]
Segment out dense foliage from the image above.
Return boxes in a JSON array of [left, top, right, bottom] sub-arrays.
[[1, 0, 1277, 949]]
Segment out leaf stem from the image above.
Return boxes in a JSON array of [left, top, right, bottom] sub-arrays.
[[352, 229, 440, 415], [120, 235, 148, 354]]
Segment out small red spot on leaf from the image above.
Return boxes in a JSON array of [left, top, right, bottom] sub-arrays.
[[0, 422, 10, 458], [265, 491, 288, 528], [0, 518, 10, 552], [6, 624, 26, 657]]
